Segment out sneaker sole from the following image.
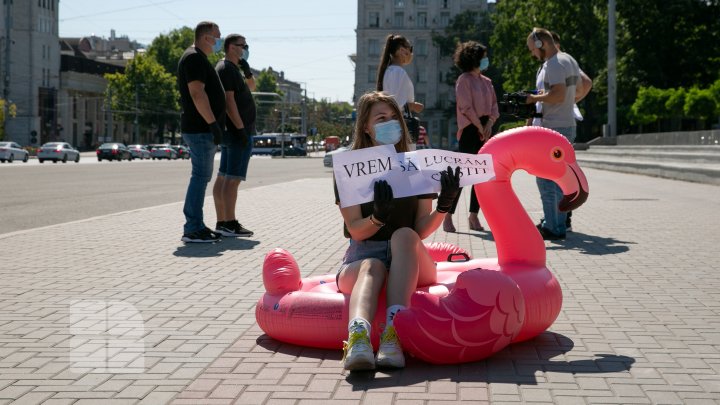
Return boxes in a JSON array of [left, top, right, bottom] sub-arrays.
[[343, 356, 376, 371], [376, 355, 405, 368], [215, 229, 254, 237], [181, 237, 220, 243]]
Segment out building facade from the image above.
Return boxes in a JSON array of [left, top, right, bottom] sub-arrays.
[[1, 0, 60, 146], [354, 0, 488, 148]]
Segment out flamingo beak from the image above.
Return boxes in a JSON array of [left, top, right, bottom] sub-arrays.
[[558, 162, 589, 212]]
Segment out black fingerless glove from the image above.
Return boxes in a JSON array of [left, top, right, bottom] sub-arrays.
[[233, 127, 248, 146], [238, 59, 253, 79], [372, 180, 394, 223], [436, 166, 461, 213], [209, 121, 223, 145]]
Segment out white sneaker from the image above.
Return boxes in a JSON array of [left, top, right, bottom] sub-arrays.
[[375, 326, 405, 368], [342, 328, 375, 371]]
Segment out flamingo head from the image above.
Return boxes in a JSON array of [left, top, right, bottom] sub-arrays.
[[482, 126, 589, 212]]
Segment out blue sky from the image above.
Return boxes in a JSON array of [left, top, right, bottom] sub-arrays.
[[59, 0, 358, 103]]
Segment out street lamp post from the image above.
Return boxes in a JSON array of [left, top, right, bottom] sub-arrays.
[[607, 0, 617, 138]]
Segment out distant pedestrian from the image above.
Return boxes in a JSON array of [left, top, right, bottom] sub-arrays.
[[416, 126, 431, 149], [376, 34, 424, 150], [177, 21, 226, 243], [443, 41, 498, 233], [212, 34, 257, 238], [524, 28, 581, 240]]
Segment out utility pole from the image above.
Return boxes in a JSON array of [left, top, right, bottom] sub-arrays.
[[2, 0, 12, 139], [133, 82, 139, 144], [607, 0, 617, 138], [105, 88, 113, 143]]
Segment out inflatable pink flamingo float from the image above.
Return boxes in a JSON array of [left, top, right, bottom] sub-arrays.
[[255, 126, 589, 364]]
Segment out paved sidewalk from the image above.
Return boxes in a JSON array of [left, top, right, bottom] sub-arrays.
[[0, 169, 719, 404]]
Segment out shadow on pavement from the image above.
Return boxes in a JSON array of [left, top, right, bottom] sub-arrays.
[[173, 238, 260, 257], [256, 332, 635, 388], [547, 232, 635, 256]]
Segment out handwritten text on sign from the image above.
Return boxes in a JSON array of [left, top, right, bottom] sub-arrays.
[[333, 145, 495, 207]]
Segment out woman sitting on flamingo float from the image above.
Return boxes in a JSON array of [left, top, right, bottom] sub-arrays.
[[256, 91, 589, 369]]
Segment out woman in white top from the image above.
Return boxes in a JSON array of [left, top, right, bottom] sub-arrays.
[[376, 34, 424, 117]]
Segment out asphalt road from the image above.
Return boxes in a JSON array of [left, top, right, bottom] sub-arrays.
[[0, 154, 333, 234]]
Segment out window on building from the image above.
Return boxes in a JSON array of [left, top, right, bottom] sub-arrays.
[[394, 12, 404, 28], [368, 11, 380, 28], [416, 66, 427, 83], [417, 12, 427, 28], [440, 12, 450, 27], [417, 0, 428, 6], [443, 0, 449, 9], [368, 65, 377, 84], [394, 0, 405, 7], [368, 39, 380, 56], [415, 39, 428, 56], [438, 92, 448, 109]]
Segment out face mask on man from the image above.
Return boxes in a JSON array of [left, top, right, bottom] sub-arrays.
[[242, 48, 250, 61], [480, 57, 489, 71], [373, 120, 403, 145], [212, 37, 223, 53]]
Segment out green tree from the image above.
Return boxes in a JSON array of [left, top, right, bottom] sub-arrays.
[[431, 10, 497, 122], [254, 69, 282, 132], [105, 54, 180, 143], [684, 87, 717, 128], [629, 86, 667, 128], [0, 99, 17, 141], [146, 26, 223, 76]]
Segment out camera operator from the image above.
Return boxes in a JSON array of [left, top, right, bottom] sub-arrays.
[[524, 28, 581, 240]]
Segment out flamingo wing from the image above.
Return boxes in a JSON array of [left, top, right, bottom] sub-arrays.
[[394, 269, 525, 364]]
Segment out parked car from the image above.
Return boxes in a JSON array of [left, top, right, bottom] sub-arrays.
[[0, 141, 29, 163], [323, 146, 349, 167], [37, 142, 81, 163], [149, 144, 178, 160], [96, 143, 132, 161], [270, 146, 307, 157], [172, 145, 191, 160], [127, 144, 151, 159]]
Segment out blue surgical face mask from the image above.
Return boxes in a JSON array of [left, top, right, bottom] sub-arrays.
[[373, 120, 403, 145], [242, 48, 250, 61], [480, 57, 489, 71], [212, 37, 223, 53]]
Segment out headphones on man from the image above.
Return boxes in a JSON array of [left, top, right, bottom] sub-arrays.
[[532, 31, 543, 49]]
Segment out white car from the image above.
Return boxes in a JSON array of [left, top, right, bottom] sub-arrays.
[[323, 146, 349, 167], [37, 142, 81, 163], [0, 141, 29, 163]]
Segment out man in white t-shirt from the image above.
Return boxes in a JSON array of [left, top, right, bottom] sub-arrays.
[[524, 28, 581, 240]]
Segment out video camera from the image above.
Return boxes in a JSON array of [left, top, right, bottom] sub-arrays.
[[498, 91, 541, 120]]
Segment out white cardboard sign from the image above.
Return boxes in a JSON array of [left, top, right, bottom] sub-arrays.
[[333, 145, 495, 208]]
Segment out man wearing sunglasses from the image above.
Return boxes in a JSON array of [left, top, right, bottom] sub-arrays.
[[177, 21, 225, 243], [212, 34, 257, 238]]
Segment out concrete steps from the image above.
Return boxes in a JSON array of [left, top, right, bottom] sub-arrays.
[[575, 145, 720, 185]]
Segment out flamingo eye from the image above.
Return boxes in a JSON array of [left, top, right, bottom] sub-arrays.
[[551, 148, 563, 161]]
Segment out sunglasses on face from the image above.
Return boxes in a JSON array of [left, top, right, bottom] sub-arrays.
[[233, 43, 249, 50]]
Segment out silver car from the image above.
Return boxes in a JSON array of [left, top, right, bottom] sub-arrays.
[[323, 146, 349, 167], [127, 144, 151, 159], [0, 141, 29, 163], [149, 144, 178, 160], [37, 142, 81, 163]]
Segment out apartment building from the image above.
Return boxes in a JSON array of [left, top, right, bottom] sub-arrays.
[[1, 0, 60, 146], [354, 0, 487, 148]]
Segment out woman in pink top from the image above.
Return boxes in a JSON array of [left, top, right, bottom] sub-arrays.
[[444, 41, 499, 233]]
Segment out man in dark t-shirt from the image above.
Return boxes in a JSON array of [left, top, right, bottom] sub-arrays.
[[211, 33, 257, 238], [177, 21, 225, 243]]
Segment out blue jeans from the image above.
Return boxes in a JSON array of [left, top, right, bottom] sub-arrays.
[[182, 132, 217, 234], [218, 130, 254, 180], [537, 126, 576, 236]]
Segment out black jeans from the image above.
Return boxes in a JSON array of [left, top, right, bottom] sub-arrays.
[[448, 118, 488, 214]]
